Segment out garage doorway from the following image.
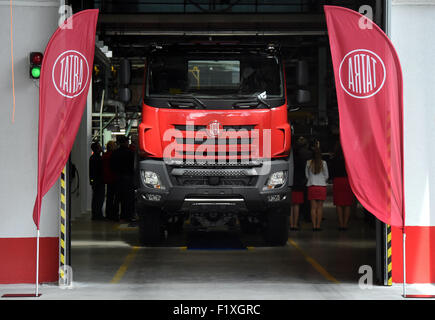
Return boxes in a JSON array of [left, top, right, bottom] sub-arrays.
[[64, 0, 390, 293]]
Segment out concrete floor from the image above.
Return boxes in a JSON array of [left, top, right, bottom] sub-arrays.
[[1, 200, 434, 300]]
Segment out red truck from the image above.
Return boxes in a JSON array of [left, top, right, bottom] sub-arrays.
[[136, 43, 293, 246]]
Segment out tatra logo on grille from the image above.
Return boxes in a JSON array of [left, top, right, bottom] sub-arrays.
[[206, 120, 223, 138]]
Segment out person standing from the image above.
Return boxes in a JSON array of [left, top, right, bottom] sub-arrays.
[[102, 141, 119, 221], [330, 142, 354, 231], [305, 147, 329, 231], [290, 144, 308, 230], [111, 136, 135, 222], [295, 136, 313, 222], [89, 142, 105, 221]]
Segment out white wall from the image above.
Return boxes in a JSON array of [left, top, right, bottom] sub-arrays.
[[0, 1, 60, 237], [391, 0, 435, 226]]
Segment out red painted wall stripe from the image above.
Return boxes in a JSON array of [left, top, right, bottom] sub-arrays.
[[392, 226, 435, 283], [0, 237, 58, 284]]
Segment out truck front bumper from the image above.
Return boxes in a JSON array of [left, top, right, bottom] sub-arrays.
[[135, 158, 292, 215]]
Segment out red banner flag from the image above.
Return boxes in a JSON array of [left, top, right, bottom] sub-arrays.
[[324, 6, 404, 227], [32, 10, 99, 229]]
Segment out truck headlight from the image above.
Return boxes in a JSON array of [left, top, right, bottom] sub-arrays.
[[141, 170, 165, 190], [264, 171, 287, 190]]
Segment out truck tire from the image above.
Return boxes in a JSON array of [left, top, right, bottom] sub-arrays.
[[264, 210, 289, 246], [138, 206, 162, 245], [167, 215, 184, 234], [239, 217, 258, 234]]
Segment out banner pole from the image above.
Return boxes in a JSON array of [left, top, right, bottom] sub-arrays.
[[402, 229, 406, 297], [35, 228, 40, 297]]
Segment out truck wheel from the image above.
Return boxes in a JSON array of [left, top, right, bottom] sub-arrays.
[[239, 218, 258, 234], [264, 210, 289, 246], [167, 215, 184, 234], [138, 207, 162, 245]]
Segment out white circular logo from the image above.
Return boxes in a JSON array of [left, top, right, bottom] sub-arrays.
[[339, 49, 386, 99], [206, 120, 223, 138], [52, 50, 89, 99]]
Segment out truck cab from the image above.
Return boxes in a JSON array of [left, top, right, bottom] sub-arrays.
[[136, 43, 293, 245]]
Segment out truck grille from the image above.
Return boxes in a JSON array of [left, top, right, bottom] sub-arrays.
[[174, 124, 255, 131], [175, 137, 254, 145], [171, 124, 259, 161], [169, 166, 259, 187], [166, 159, 263, 166], [176, 176, 256, 187]]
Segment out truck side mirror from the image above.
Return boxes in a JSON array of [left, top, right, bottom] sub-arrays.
[[119, 58, 131, 86], [296, 89, 311, 104], [288, 106, 301, 112], [296, 60, 309, 86], [119, 87, 131, 104], [119, 58, 131, 104]]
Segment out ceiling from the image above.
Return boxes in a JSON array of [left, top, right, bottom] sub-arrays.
[[68, 0, 383, 62]]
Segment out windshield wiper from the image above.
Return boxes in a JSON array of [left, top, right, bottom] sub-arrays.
[[233, 92, 271, 108], [255, 91, 271, 108], [176, 94, 205, 108], [167, 94, 206, 109]]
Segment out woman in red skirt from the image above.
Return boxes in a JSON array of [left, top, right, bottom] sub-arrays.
[[330, 142, 354, 230], [305, 147, 329, 231]]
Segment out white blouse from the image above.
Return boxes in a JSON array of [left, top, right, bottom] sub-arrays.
[[305, 160, 329, 187]]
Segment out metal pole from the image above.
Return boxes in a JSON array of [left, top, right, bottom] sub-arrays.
[[35, 229, 40, 296], [67, 158, 71, 268], [385, 0, 391, 36], [99, 90, 105, 147], [385, 0, 397, 291], [59, 166, 67, 283], [384, 224, 388, 285]]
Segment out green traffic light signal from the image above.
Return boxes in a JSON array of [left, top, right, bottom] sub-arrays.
[[31, 66, 41, 79], [29, 52, 43, 79]]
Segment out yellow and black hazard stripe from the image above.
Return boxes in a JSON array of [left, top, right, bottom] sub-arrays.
[[387, 224, 392, 286], [59, 167, 67, 280]]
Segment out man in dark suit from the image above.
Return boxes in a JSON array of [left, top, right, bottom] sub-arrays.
[[111, 136, 135, 222], [89, 142, 105, 220], [295, 137, 313, 222]]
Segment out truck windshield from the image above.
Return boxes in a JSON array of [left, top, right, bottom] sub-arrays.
[[147, 53, 283, 99]]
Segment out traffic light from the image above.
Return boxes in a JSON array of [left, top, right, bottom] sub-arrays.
[[30, 52, 43, 79]]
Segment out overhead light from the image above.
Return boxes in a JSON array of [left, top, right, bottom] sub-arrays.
[[112, 128, 125, 135]]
